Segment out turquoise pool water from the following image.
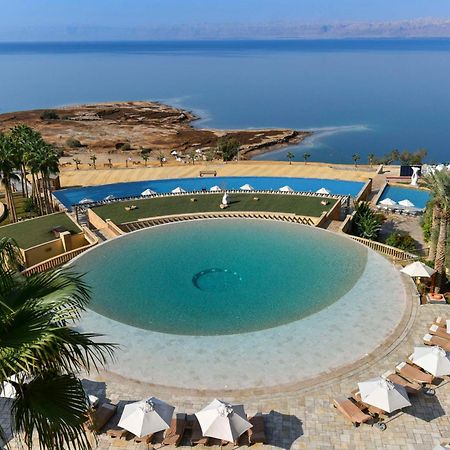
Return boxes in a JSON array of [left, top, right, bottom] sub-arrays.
[[53, 176, 364, 209], [378, 185, 430, 209], [72, 220, 368, 336]]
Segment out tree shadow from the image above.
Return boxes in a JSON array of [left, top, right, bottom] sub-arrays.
[[264, 410, 303, 449], [0, 398, 13, 444]]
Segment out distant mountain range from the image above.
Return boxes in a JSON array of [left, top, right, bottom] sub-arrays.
[[2, 18, 450, 41]]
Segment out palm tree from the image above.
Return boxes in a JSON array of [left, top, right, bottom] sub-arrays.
[[303, 153, 311, 165], [286, 152, 294, 165], [140, 149, 150, 167], [89, 154, 97, 170], [352, 153, 360, 169], [368, 153, 375, 168], [0, 133, 19, 223], [0, 239, 116, 450], [423, 169, 450, 291], [158, 151, 165, 167]]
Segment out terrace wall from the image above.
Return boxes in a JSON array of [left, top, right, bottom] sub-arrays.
[[355, 178, 373, 203]]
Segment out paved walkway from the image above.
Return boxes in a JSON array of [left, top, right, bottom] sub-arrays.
[[5, 302, 448, 450], [59, 161, 376, 188]]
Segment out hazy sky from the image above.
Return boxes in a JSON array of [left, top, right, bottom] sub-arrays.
[[1, 0, 450, 28]]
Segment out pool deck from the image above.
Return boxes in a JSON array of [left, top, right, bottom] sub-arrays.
[[59, 161, 376, 188], [5, 288, 449, 449]]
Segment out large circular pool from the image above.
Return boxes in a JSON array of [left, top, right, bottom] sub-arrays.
[[74, 220, 367, 335], [72, 220, 408, 391]]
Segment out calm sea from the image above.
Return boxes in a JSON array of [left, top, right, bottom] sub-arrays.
[[1, 39, 450, 164]]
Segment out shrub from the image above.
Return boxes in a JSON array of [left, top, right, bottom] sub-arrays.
[[421, 203, 433, 242], [66, 137, 82, 148], [351, 202, 382, 240], [40, 110, 60, 120], [385, 232, 417, 253], [216, 137, 241, 162], [23, 198, 36, 213]]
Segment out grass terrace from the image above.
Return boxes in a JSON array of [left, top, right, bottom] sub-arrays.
[[0, 212, 82, 249], [92, 193, 337, 224]]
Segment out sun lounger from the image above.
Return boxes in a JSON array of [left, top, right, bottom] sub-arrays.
[[429, 324, 450, 340], [248, 415, 266, 444], [332, 398, 371, 427], [382, 370, 421, 395], [424, 333, 450, 351], [163, 413, 187, 446], [134, 433, 154, 444], [106, 428, 129, 440], [86, 402, 117, 432], [351, 390, 386, 417], [434, 316, 447, 328], [396, 361, 434, 385]]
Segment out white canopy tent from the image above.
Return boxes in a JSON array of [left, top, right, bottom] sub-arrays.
[[171, 187, 186, 194], [239, 184, 254, 191], [400, 261, 436, 278], [379, 198, 397, 206], [79, 198, 94, 204], [210, 186, 222, 192], [141, 189, 156, 196], [195, 399, 252, 443], [358, 377, 411, 413], [104, 195, 115, 201], [410, 346, 450, 377], [315, 187, 331, 195], [279, 186, 294, 192], [118, 397, 175, 438], [398, 199, 415, 207]]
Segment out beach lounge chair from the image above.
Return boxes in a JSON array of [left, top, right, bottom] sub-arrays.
[[162, 413, 187, 446], [86, 402, 117, 432], [396, 361, 434, 385], [429, 324, 450, 341], [351, 390, 386, 417], [424, 333, 450, 351], [434, 316, 447, 328], [332, 398, 371, 427], [106, 428, 129, 440], [248, 415, 266, 444], [382, 370, 421, 395], [134, 433, 154, 444]]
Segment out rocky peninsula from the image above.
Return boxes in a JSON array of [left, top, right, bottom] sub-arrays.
[[0, 101, 310, 161]]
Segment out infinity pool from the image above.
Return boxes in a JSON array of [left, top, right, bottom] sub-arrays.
[[54, 176, 365, 209], [72, 220, 367, 335], [73, 220, 408, 390]]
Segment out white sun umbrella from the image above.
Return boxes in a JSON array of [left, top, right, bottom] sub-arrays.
[[239, 184, 254, 191], [195, 399, 252, 443], [171, 187, 186, 194], [279, 185, 294, 192], [410, 346, 450, 377], [104, 194, 115, 201], [398, 199, 415, 207], [118, 397, 175, 438], [141, 188, 156, 196], [210, 185, 222, 192], [379, 198, 397, 206], [79, 198, 94, 204], [358, 377, 411, 413], [400, 261, 436, 278], [1, 374, 18, 398], [316, 187, 331, 195], [171, 150, 178, 155]]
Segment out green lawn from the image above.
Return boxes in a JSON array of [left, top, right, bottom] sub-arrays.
[[0, 212, 82, 249], [93, 193, 336, 224], [0, 194, 39, 226]]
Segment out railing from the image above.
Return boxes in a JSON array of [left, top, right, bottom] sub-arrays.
[[120, 211, 316, 232], [348, 235, 419, 261]]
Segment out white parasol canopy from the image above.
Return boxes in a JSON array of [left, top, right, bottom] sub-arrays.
[[104, 195, 115, 201], [279, 185, 294, 192], [239, 184, 254, 191], [118, 397, 175, 438], [398, 199, 415, 207], [195, 399, 252, 443], [141, 189, 156, 196], [79, 198, 94, 204], [400, 261, 436, 278], [358, 377, 411, 413], [171, 150, 178, 155], [171, 187, 186, 194], [1, 375, 18, 398], [210, 185, 222, 192], [316, 187, 331, 195], [410, 346, 450, 377], [379, 198, 397, 206]]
